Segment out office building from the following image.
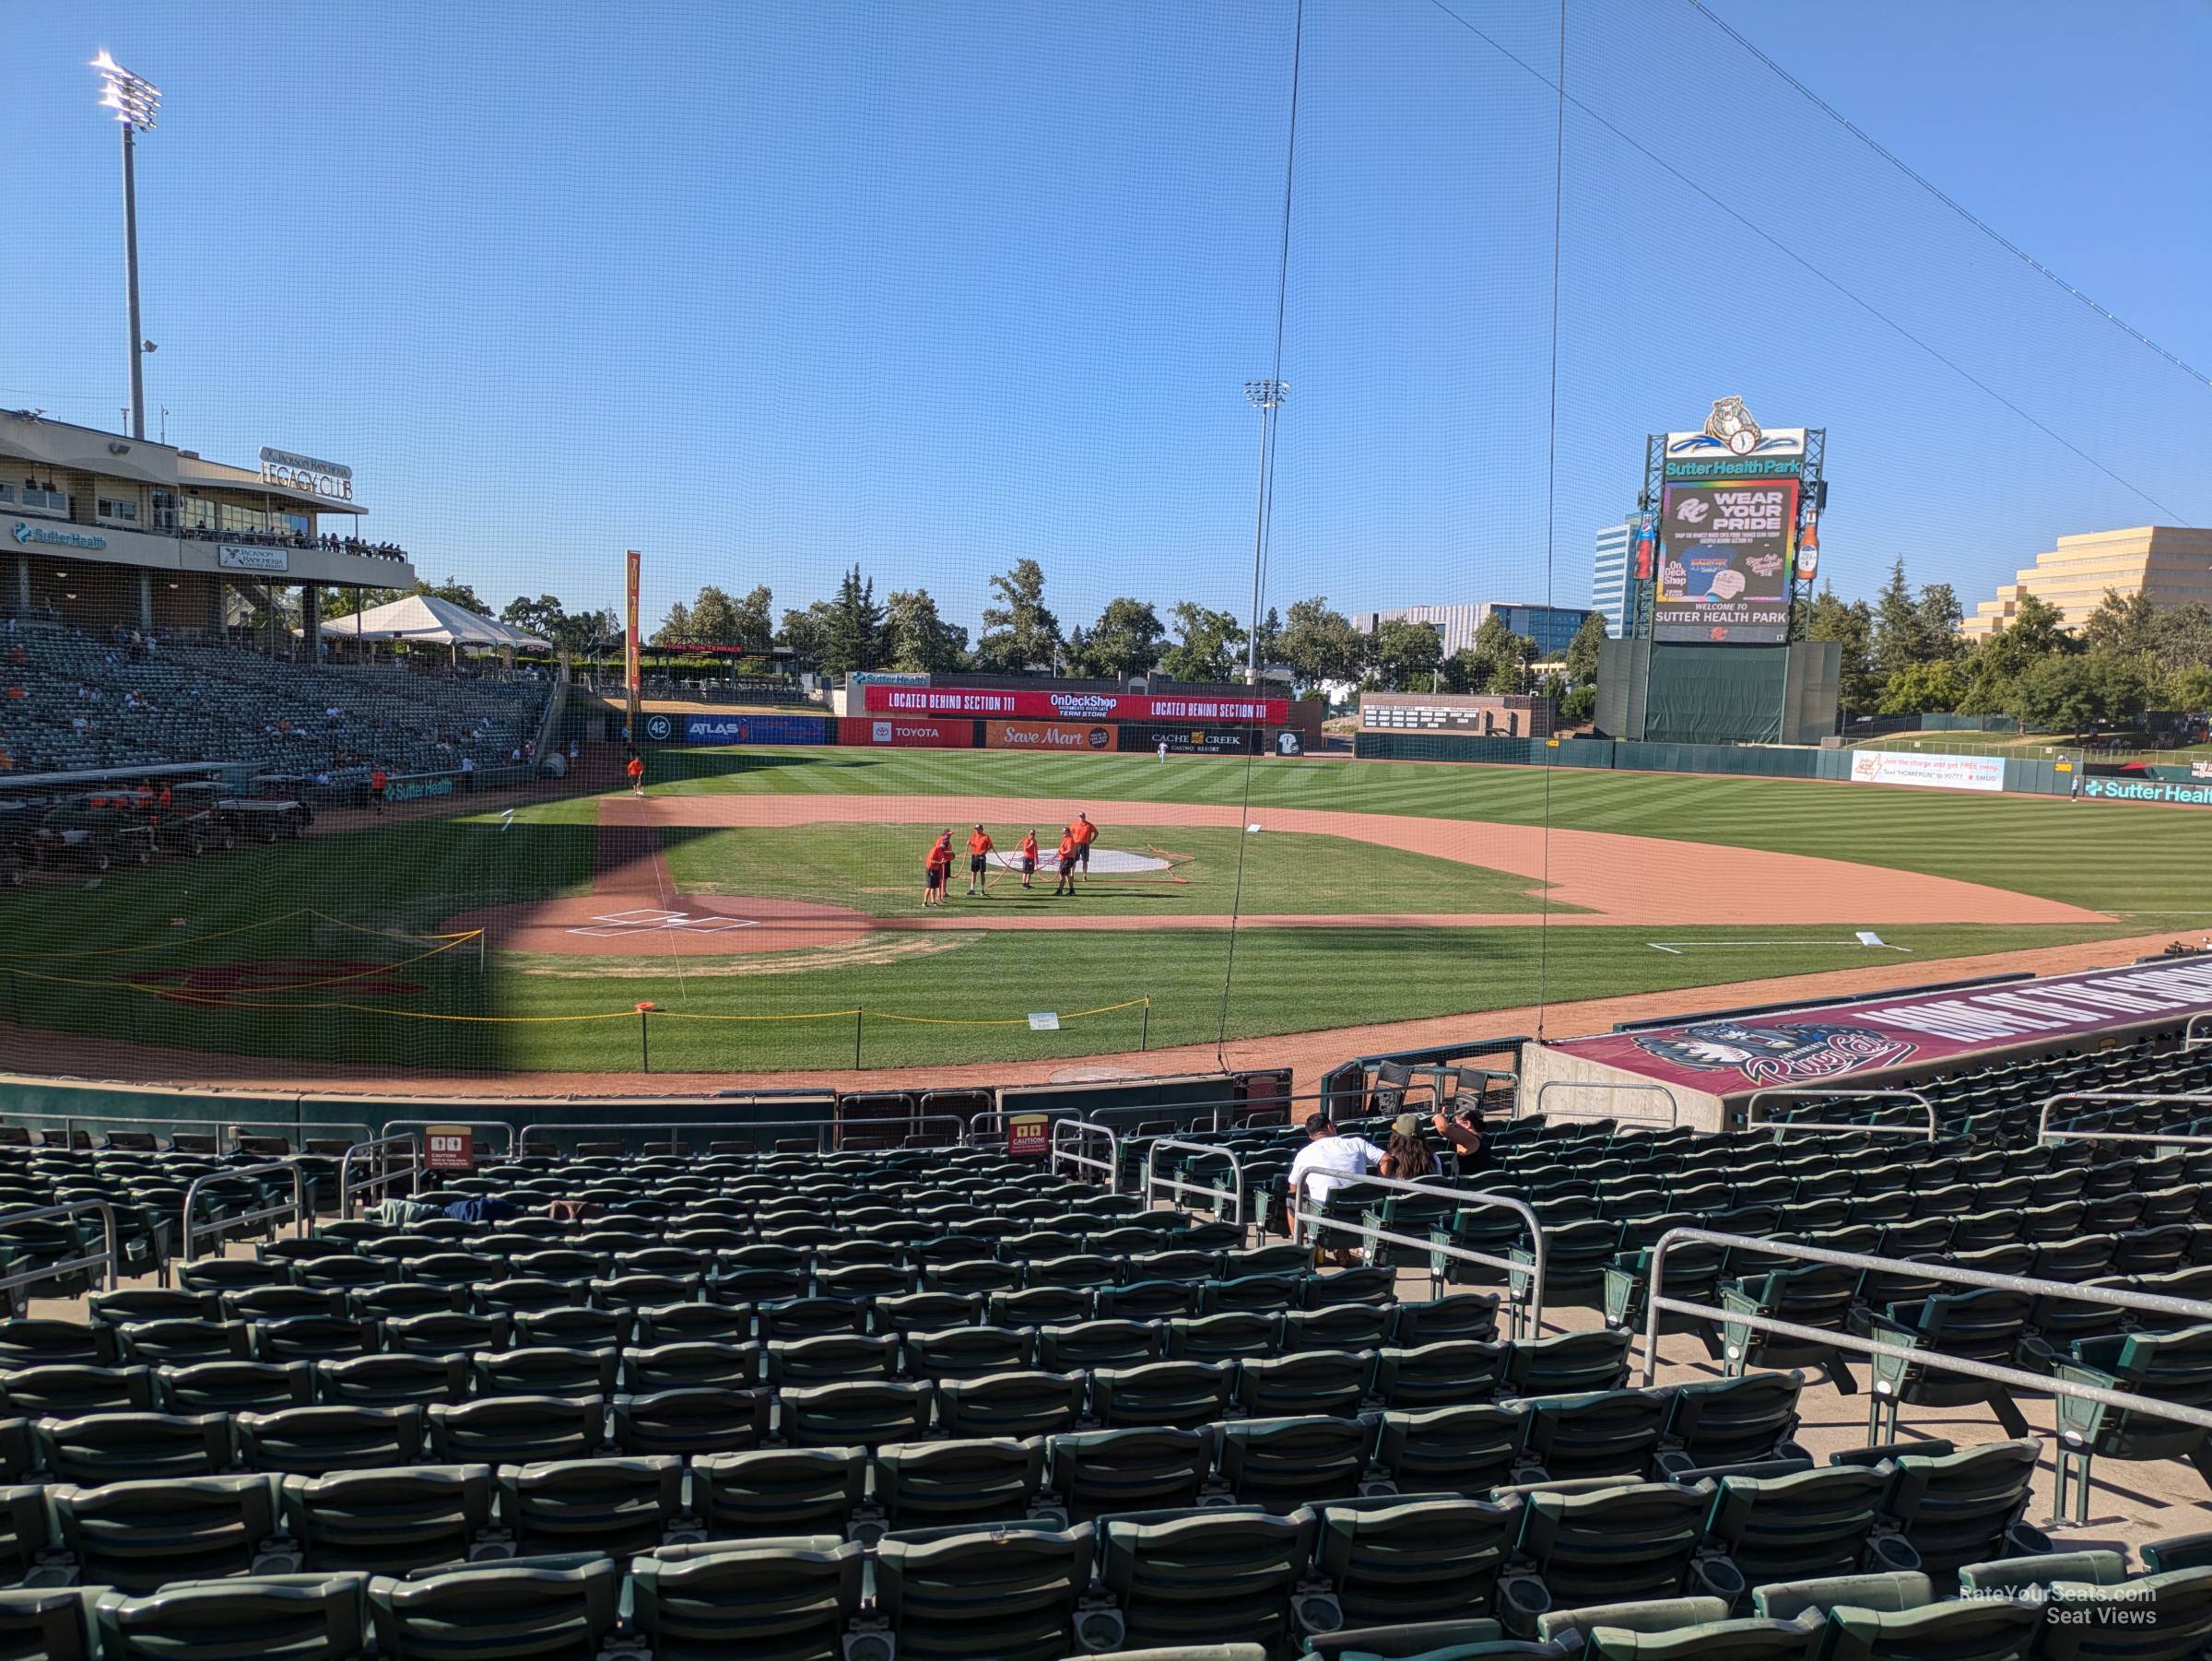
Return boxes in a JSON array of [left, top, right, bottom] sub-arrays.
[[1351, 601, 1595, 659], [1592, 515, 1635, 637], [1962, 526, 2212, 640]]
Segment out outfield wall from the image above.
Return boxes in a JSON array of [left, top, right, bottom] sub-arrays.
[[1351, 732, 2079, 799]]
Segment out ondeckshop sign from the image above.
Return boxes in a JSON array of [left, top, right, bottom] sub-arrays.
[[862, 685, 1287, 724], [1546, 960, 2212, 1101]]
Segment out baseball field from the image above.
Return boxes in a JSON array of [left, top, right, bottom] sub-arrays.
[[4, 745, 2207, 1082]]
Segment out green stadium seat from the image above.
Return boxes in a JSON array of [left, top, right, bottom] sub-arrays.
[[158, 1359, 314, 1416], [364, 1552, 620, 1660], [873, 1519, 1097, 1661], [49, 1474, 281, 1594], [1037, 1319, 1162, 1372], [470, 1344, 618, 1398], [612, 1386, 773, 1457], [32, 1410, 229, 1485], [778, 1380, 932, 1448], [1499, 1480, 1720, 1632], [903, 1324, 1035, 1380], [1045, 1427, 1212, 1522], [1700, 1463, 1920, 1593], [629, 1536, 865, 1661], [313, 1354, 466, 1408], [1653, 1372, 1806, 1477], [90, 1573, 368, 1661], [499, 1454, 684, 1559], [1861, 1288, 2036, 1443], [236, 1404, 423, 1477], [1165, 1313, 1277, 1363], [425, 1395, 603, 1465], [1238, 1350, 1373, 1420], [1869, 1437, 2050, 1592], [2048, 1323, 2212, 1522], [1370, 1340, 1507, 1410], [1518, 1388, 1672, 1483], [279, 1465, 499, 1573], [874, 1435, 1050, 1532], [1502, 1329, 1631, 1397], [1313, 1494, 1522, 1630], [0, 1362, 154, 1418], [693, 1445, 867, 1539], [1091, 1361, 1235, 1430], [1371, 1403, 1525, 1497], [1096, 1507, 1319, 1655], [935, 1369, 1086, 1439], [1218, 1415, 1371, 1511]]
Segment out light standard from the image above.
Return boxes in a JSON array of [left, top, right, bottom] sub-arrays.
[[1241, 378, 1288, 686], [92, 50, 160, 442]]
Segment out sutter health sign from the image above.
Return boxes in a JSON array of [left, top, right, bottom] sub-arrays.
[[2081, 777, 2212, 807]]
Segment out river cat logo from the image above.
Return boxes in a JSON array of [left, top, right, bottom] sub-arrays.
[[1704, 395, 1764, 455], [1632, 1019, 1916, 1085]]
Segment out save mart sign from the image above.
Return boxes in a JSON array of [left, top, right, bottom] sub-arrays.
[[2081, 777, 2212, 807]]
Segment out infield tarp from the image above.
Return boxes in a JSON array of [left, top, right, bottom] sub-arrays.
[[1536, 959, 2212, 1106]]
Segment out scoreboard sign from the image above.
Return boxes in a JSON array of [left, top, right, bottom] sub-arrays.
[[424, 1125, 475, 1172]]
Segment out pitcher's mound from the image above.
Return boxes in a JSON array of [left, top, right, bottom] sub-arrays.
[[447, 895, 875, 957]]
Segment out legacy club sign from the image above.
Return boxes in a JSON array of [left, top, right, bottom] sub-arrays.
[[863, 685, 1288, 724], [259, 445, 355, 502]]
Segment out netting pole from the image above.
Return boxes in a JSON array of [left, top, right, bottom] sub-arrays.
[[636, 1002, 654, 1074], [853, 1007, 864, 1071], [1141, 998, 1150, 1052]]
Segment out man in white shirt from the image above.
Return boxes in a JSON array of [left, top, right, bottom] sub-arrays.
[[1287, 1111, 1385, 1211]]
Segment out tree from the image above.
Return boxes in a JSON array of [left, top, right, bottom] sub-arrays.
[[778, 602, 834, 670], [654, 598, 692, 643], [975, 559, 1061, 672], [1806, 586, 1880, 712], [818, 566, 883, 675], [1878, 658, 1969, 716], [2154, 602, 2212, 676], [1080, 597, 1168, 679], [1561, 611, 1607, 687], [1159, 603, 1247, 684], [1444, 613, 1537, 694], [1276, 596, 1367, 688], [1871, 557, 1920, 682], [321, 585, 406, 618], [417, 576, 488, 614], [1913, 583, 1965, 660], [684, 585, 746, 645], [880, 587, 968, 673], [731, 585, 774, 656], [1367, 618, 1445, 690], [2011, 654, 2119, 737], [1253, 607, 1283, 672], [2083, 588, 2159, 658]]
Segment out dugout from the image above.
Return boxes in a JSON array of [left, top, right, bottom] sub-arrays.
[[1594, 639, 1839, 746]]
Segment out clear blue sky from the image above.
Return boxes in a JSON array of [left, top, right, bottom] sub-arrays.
[[6, 2, 2206, 639]]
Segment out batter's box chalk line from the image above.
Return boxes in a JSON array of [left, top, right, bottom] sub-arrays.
[[568, 908, 763, 937], [1645, 935, 1912, 956]]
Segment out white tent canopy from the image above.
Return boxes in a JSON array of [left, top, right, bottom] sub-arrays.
[[316, 593, 550, 651]]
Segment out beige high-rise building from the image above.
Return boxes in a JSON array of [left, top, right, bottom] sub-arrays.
[[1962, 525, 2212, 640]]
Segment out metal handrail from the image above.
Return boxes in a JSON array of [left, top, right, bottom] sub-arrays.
[[1287, 1172, 1549, 1336], [1143, 1137, 1248, 1236], [2185, 1015, 2212, 1050], [378, 1120, 519, 1159], [0, 1199, 122, 1300], [1638, 1226, 2212, 1390], [1743, 1088, 1937, 1141], [339, 1134, 424, 1219], [180, 1160, 307, 1260], [1050, 1119, 1122, 1193], [2037, 1091, 2212, 1147], [512, 1117, 961, 1154], [1528, 1078, 1681, 1127], [0, 1112, 372, 1153], [971, 1089, 1339, 1150]]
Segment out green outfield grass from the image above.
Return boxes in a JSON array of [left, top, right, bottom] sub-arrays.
[[662, 821, 1567, 919], [0, 748, 2204, 1076]]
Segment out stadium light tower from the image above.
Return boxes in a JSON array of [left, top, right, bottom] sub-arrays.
[[92, 50, 160, 442], [1242, 378, 1289, 686]]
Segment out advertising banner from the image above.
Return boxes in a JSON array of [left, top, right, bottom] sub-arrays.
[[1118, 724, 1262, 756], [681, 713, 830, 746], [836, 715, 975, 749], [2079, 776, 2212, 808], [1653, 477, 1797, 643], [984, 719, 1117, 752], [1848, 751, 2006, 794], [1545, 959, 2212, 1102], [863, 685, 1287, 724]]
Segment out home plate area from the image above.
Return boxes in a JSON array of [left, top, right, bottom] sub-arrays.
[[569, 908, 762, 938], [440, 894, 877, 958]]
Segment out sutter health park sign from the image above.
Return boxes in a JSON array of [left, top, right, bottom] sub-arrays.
[[2080, 777, 2212, 807]]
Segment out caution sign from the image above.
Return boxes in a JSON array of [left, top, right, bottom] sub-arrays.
[[424, 1125, 475, 1172], [1006, 1113, 1052, 1159]]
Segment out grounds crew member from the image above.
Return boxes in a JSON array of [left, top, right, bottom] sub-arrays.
[[1053, 825, 1079, 896], [1072, 811, 1098, 880], [965, 823, 995, 897], [922, 829, 953, 908], [625, 754, 645, 797], [1018, 829, 1040, 889], [370, 766, 389, 813]]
